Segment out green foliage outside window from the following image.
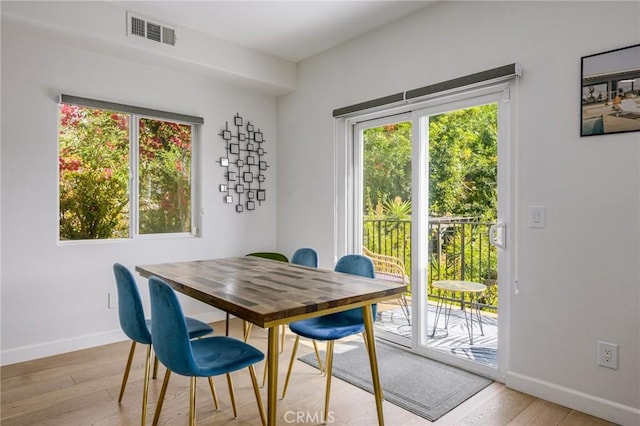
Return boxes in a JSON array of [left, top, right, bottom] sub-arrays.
[[362, 104, 499, 308], [58, 105, 192, 240], [138, 118, 192, 234], [59, 105, 130, 240]]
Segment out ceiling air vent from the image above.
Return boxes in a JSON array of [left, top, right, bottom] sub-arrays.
[[127, 12, 176, 46]]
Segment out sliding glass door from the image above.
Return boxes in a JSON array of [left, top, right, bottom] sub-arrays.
[[352, 85, 512, 379]]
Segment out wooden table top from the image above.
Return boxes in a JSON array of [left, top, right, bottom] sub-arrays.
[[136, 256, 406, 328]]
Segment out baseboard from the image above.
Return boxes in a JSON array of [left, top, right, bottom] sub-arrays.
[[1, 329, 128, 366], [506, 371, 640, 426], [1, 311, 226, 366]]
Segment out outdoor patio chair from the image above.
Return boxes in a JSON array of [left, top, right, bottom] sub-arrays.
[[362, 246, 411, 325]]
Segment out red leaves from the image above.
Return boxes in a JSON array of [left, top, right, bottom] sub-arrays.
[[110, 113, 128, 131], [60, 104, 82, 127], [59, 156, 81, 172]]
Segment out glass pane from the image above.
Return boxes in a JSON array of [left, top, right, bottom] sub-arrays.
[[426, 103, 498, 367], [362, 120, 413, 341], [58, 105, 130, 240], [138, 118, 192, 234]]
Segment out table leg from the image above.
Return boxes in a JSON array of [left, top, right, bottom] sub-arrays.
[[462, 293, 478, 345], [363, 304, 385, 426], [267, 325, 280, 426], [430, 289, 444, 337]]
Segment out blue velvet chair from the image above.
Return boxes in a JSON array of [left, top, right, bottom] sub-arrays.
[[149, 277, 266, 426], [112, 263, 214, 425], [290, 247, 318, 268], [281, 254, 376, 420]]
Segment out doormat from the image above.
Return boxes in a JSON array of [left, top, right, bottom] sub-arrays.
[[299, 340, 493, 421]]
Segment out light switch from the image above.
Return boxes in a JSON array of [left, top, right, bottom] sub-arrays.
[[528, 206, 545, 228]]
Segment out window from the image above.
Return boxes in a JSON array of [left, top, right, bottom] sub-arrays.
[[58, 101, 198, 241]]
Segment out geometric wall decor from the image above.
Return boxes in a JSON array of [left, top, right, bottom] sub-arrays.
[[218, 113, 268, 212]]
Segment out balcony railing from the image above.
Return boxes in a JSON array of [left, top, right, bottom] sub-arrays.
[[363, 217, 498, 310]]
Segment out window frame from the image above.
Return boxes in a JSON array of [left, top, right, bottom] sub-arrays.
[[57, 98, 202, 243]]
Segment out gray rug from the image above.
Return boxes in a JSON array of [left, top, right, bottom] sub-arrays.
[[298, 340, 493, 421]]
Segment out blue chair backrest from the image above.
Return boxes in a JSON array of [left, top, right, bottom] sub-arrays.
[[113, 263, 152, 345], [148, 277, 198, 377], [334, 254, 377, 322], [291, 248, 318, 268]]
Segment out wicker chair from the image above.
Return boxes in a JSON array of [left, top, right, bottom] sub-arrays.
[[362, 247, 411, 324]]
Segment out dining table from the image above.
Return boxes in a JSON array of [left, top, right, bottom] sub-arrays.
[[136, 256, 406, 426]]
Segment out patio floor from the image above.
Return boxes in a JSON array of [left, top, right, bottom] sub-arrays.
[[375, 299, 498, 367]]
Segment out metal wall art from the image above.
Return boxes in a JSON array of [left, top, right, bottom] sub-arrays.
[[218, 113, 268, 212]]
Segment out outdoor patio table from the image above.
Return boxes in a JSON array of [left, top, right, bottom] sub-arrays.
[[430, 280, 486, 345], [136, 256, 405, 426]]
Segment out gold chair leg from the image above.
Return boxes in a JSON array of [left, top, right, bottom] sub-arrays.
[[118, 341, 136, 402], [312, 340, 324, 374], [324, 340, 335, 422], [281, 335, 300, 399], [152, 370, 171, 426], [280, 324, 286, 353], [243, 321, 253, 342], [152, 354, 159, 379], [189, 376, 197, 426], [226, 373, 238, 417], [249, 365, 267, 426], [141, 344, 152, 426], [207, 377, 219, 410], [261, 353, 268, 387]]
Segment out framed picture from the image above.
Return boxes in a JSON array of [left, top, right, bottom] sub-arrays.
[[581, 44, 640, 136]]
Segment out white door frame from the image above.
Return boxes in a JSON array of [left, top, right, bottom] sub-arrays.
[[335, 81, 515, 381]]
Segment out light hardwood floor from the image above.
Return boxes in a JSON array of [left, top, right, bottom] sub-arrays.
[[1, 318, 614, 425]]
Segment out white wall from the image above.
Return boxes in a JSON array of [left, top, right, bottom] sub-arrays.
[[1, 9, 281, 364], [276, 1, 639, 424]]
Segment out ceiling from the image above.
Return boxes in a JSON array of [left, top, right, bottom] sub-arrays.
[[114, 1, 436, 62]]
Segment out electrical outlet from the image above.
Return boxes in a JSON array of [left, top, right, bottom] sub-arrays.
[[108, 292, 118, 310], [597, 341, 618, 369]]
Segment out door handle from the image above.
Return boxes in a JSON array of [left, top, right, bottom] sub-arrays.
[[489, 222, 506, 249]]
